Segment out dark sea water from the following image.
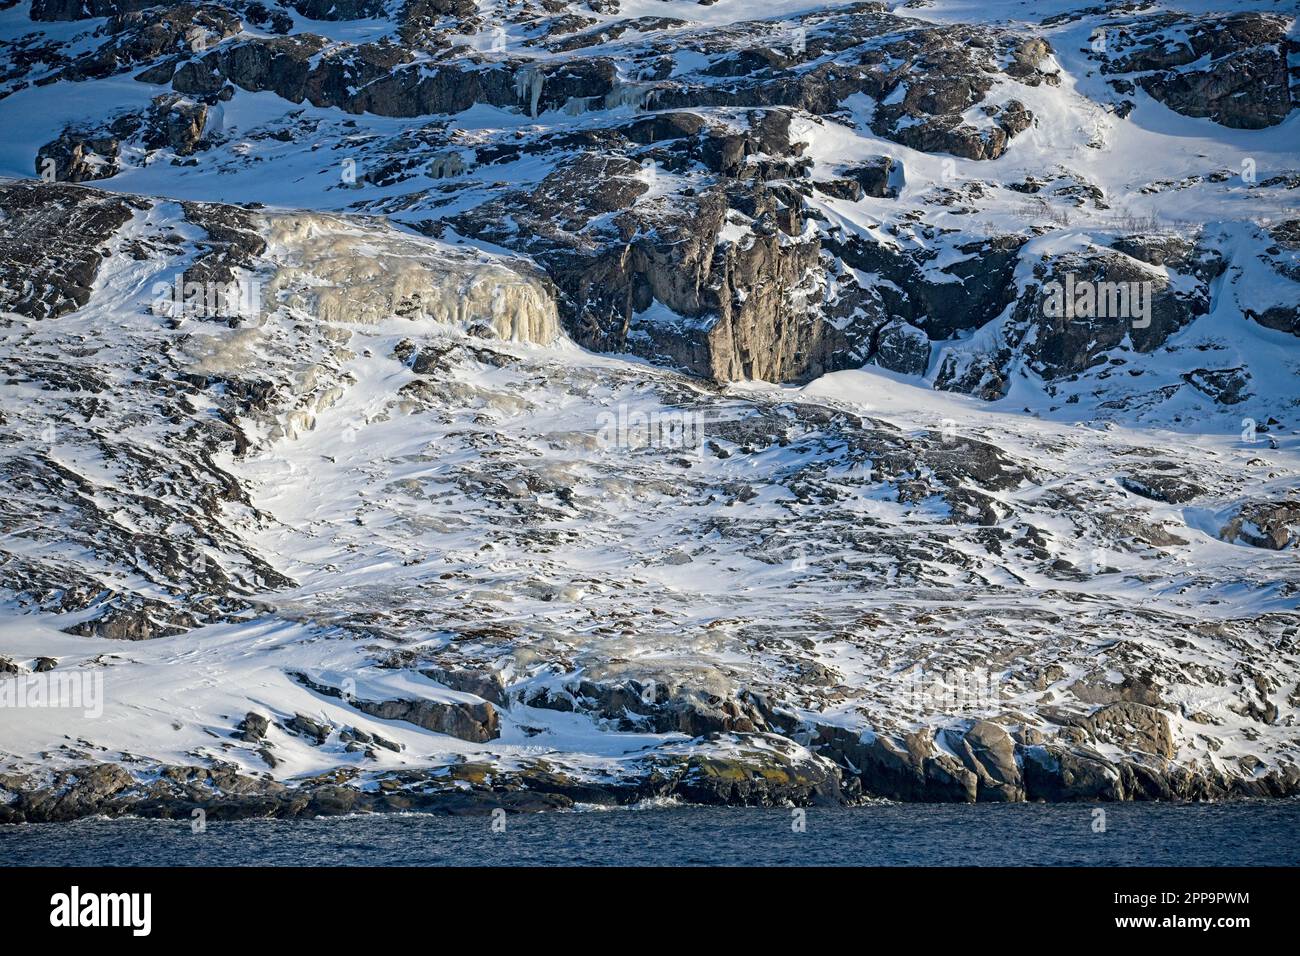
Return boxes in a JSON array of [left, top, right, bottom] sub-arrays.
[[3, 802, 1298, 867]]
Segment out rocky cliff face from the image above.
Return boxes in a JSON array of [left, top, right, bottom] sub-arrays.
[[0, 0, 1298, 817], [7, 1, 1295, 390]]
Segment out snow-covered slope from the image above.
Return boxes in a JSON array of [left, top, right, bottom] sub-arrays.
[[0, 0, 1297, 818]]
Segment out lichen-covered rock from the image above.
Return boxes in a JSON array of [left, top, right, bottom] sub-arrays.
[[641, 734, 845, 807]]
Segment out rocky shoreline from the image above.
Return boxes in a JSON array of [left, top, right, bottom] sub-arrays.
[[2, 2, 1298, 830], [5, 723, 1298, 825]]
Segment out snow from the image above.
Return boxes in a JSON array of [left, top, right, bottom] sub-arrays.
[[0, 0, 1296, 792]]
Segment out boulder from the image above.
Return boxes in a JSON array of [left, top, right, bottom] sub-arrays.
[[235, 711, 269, 742], [844, 156, 898, 199], [1021, 745, 1124, 801], [35, 131, 120, 183], [144, 94, 209, 155], [284, 713, 331, 744], [948, 720, 1025, 802], [352, 697, 498, 742]]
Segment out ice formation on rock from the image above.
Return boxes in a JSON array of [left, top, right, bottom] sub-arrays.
[[263, 213, 561, 345]]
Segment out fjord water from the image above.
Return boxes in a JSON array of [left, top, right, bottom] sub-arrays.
[[4, 803, 1298, 867]]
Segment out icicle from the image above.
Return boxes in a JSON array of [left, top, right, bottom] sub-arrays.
[[514, 65, 545, 118], [603, 81, 654, 111]]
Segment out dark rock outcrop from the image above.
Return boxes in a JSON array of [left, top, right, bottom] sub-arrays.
[[873, 319, 930, 376], [1078, 702, 1176, 759], [284, 712, 331, 744], [31, 0, 180, 19], [62, 600, 196, 640], [1099, 12, 1295, 129], [293, 671, 499, 742], [235, 711, 270, 742], [35, 130, 121, 183], [528, 676, 771, 737], [143, 93, 209, 155], [1220, 501, 1300, 550], [0, 182, 141, 319], [807, 706, 1294, 803], [452, 113, 881, 383], [422, 666, 508, 707], [63, 4, 242, 83]]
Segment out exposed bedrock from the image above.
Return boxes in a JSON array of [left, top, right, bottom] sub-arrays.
[[935, 238, 1226, 399], [61, 4, 243, 83], [814, 704, 1300, 803], [525, 672, 779, 737], [34, 129, 123, 184], [1095, 12, 1297, 130], [451, 113, 881, 383], [0, 181, 559, 639], [292, 672, 500, 742], [0, 734, 846, 822], [30, 0, 184, 20], [0, 181, 142, 318], [105, 4, 1053, 162]]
